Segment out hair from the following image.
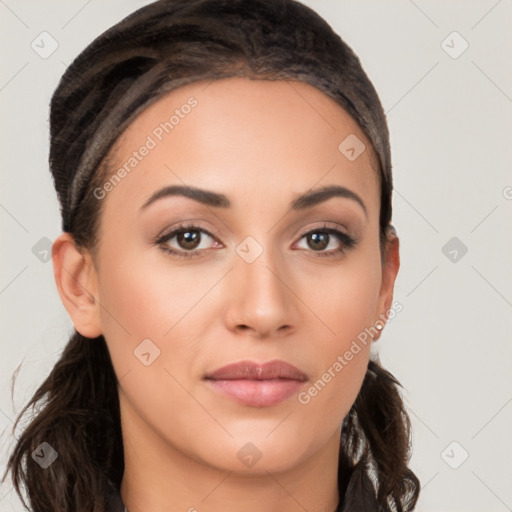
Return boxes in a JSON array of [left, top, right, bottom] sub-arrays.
[[2, 1, 420, 511]]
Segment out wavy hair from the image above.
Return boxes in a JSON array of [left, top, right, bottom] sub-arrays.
[[3, 1, 420, 510]]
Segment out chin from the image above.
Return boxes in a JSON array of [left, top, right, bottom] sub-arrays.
[[194, 435, 313, 475]]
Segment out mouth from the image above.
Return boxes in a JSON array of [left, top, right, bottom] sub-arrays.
[[203, 360, 308, 408]]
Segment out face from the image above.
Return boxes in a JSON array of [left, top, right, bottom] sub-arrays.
[[81, 77, 397, 474]]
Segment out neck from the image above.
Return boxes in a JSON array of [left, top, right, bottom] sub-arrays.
[[119, 394, 341, 512]]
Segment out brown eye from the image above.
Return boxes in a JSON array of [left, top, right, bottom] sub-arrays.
[[175, 230, 202, 250], [155, 224, 219, 259], [306, 232, 329, 251], [295, 227, 357, 257]]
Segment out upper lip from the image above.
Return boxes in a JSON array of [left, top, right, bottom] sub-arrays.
[[205, 360, 308, 381]]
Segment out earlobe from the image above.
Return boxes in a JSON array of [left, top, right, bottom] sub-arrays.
[[374, 226, 400, 341], [52, 232, 103, 339]]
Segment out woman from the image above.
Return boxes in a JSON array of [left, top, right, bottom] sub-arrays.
[[3, 0, 420, 510]]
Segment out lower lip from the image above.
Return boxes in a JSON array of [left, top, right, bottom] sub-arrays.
[[205, 378, 305, 407]]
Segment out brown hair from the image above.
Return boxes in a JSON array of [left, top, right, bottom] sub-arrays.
[[2, 1, 419, 510]]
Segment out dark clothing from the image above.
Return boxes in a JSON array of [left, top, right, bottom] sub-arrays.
[[105, 466, 381, 512]]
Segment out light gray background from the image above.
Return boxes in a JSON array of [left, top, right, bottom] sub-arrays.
[[1, 1, 511, 511]]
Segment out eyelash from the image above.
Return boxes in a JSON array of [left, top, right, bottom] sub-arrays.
[[153, 222, 357, 260]]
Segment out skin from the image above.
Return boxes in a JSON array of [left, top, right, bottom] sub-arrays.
[[52, 77, 399, 512]]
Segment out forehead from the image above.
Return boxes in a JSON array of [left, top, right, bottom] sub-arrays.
[[102, 76, 380, 218]]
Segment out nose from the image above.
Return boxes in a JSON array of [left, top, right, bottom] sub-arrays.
[[224, 245, 299, 339]]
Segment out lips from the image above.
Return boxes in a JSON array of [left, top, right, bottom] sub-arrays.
[[204, 360, 308, 407], [205, 360, 308, 381]]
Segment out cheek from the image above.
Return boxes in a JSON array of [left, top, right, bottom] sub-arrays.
[[295, 251, 381, 414], [95, 250, 192, 371], [97, 247, 211, 336], [303, 251, 382, 344], [95, 254, 209, 426]]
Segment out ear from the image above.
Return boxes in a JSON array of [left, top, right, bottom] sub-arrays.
[[373, 225, 400, 341], [52, 232, 103, 339]]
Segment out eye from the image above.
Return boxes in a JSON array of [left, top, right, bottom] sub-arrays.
[[294, 224, 357, 257], [154, 223, 220, 259], [153, 222, 357, 260]]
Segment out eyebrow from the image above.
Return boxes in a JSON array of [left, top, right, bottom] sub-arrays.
[[140, 184, 367, 217]]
